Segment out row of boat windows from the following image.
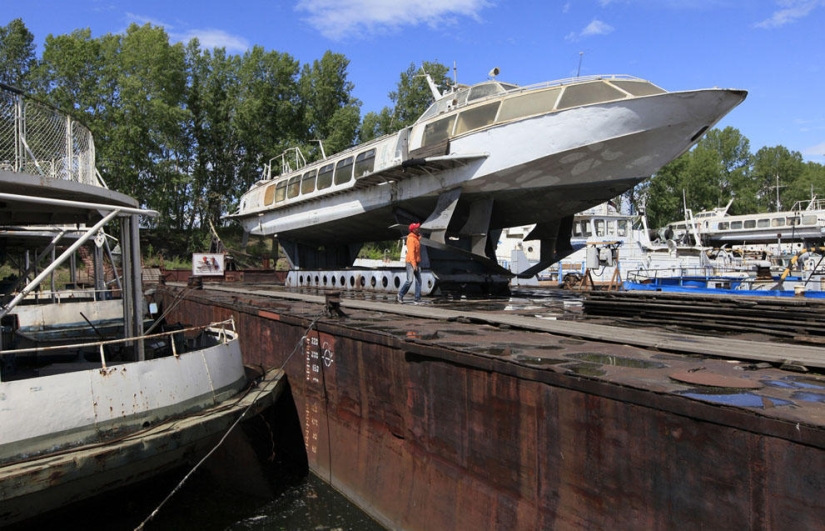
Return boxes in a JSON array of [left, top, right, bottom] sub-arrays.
[[263, 149, 377, 205], [420, 80, 665, 148], [573, 219, 629, 238], [713, 215, 818, 231]]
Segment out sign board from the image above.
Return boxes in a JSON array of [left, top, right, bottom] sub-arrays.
[[192, 253, 225, 276]]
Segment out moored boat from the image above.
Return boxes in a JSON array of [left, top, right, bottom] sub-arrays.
[[228, 69, 747, 292], [665, 197, 825, 247], [0, 83, 285, 525]]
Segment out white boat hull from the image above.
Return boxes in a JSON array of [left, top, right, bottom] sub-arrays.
[[0, 327, 278, 526], [243, 89, 745, 249]]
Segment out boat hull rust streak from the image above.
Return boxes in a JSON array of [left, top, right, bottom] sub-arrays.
[[158, 286, 825, 531]]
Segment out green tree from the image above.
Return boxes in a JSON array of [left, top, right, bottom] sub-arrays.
[[359, 61, 451, 141], [751, 145, 805, 211], [235, 46, 302, 192], [105, 24, 189, 223], [0, 19, 36, 90], [299, 51, 360, 158], [640, 155, 691, 229], [785, 161, 825, 207]]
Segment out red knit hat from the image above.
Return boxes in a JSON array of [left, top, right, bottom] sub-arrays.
[[409, 223, 421, 232]]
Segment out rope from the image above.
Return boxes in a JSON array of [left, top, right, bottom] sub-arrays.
[[134, 311, 324, 530]]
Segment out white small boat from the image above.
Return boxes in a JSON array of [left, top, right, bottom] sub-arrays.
[[665, 197, 825, 246]]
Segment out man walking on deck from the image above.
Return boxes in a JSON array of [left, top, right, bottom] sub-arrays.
[[398, 223, 422, 303]]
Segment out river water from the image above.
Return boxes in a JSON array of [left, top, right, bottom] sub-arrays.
[[12, 467, 386, 531]]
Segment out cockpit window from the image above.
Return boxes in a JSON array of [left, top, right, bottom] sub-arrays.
[[467, 83, 504, 102]]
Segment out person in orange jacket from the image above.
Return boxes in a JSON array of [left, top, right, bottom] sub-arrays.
[[397, 223, 422, 303]]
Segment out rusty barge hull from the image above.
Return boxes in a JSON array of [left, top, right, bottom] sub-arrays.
[[156, 284, 825, 529]]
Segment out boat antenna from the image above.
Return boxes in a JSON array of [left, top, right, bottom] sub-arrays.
[[576, 52, 584, 77], [453, 61, 458, 87]]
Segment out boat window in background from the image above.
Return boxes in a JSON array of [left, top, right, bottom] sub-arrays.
[[301, 170, 317, 195], [264, 183, 277, 205], [287, 175, 300, 198], [422, 115, 456, 147], [467, 83, 503, 102], [317, 163, 334, 190], [354, 149, 376, 179], [557, 82, 626, 110], [498, 87, 561, 122], [334, 157, 354, 185], [275, 181, 287, 203], [610, 80, 666, 97], [455, 102, 501, 135]]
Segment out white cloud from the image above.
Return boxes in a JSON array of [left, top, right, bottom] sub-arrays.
[[295, 0, 494, 40], [755, 0, 825, 29], [125, 12, 171, 28], [124, 13, 249, 52], [803, 141, 825, 157], [565, 19, 615, 41], [174, 29, 250, 53], [581, 19, 615, 36]]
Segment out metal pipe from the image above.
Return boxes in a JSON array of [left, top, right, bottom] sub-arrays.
[[0, 192, 158, 217], [0, 209, 120, 319]]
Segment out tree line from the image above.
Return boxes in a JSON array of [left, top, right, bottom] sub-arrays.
[[2, 18, 823, 249]]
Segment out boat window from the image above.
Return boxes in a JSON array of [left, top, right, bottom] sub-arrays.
[[718, 222, 728, 230], [801, 214, 817, 225], [334, 156, 354, 185], [607, 220, 616, 236], [787, 216, 800, 226], [287, 175, 301, 198], [595, 219, 605, 237], [354, 149, 376, 178], [422, 115, 456, 147], [498, 87, 562, 122], [557, 82, 626, 110], [757, 218, 770, 228], [264, 183, 277, 205], [499, 83, 519, 92], [744, 219, 756, 229], [301, 170, 317, 195], [317, 163, 334, 190], [609, 80, 666, 97], [617, 220, 627, 237], [454, 102, 501, 135], [581, 220, 592, 237], [771, 217, 785, 227], [730, 221, 743, 230], [467, 83, 503, 102], [275, 181, 287, 203]]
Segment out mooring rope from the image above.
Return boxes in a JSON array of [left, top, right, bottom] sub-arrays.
[[135, 311, 324, 530]]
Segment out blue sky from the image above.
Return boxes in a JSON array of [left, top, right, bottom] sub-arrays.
[[6, 0, 825, 163]]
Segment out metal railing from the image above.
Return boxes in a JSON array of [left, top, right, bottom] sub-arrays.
[[0, 82, 104, 188]]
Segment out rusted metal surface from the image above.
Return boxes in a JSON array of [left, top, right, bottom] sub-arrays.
[[156, 284, 825, 530]]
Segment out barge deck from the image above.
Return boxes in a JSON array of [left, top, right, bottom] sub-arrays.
[[156, 282, 825, 530]]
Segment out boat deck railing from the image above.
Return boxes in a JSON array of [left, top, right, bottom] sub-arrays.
[[0, 82, 104, 188], [626, 266, 755, 284], [0, 318, 237, 381]]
